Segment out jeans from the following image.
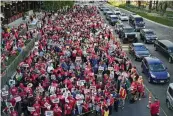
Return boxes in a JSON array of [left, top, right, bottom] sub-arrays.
[[77, 105, 83, 114]]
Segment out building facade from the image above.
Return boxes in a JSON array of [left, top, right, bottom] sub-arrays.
[[1, 1, 42, 25]]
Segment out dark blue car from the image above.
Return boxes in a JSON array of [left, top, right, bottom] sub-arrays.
[[129, 43, 151, 61], [141, 57, 170, 83]]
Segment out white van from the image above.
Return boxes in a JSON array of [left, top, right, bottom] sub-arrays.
[[166, 83, 173, 110]]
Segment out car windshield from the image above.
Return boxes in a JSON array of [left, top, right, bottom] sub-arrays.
[[124, 28, 134, 33], [108, 13, 113, 15], [134, 45, 147, 51], [104, 9, 109, 11], [149, 63, 166, 72], [135, 17, 143, 22], [146, 31, 154, 35], [111, 17, 118, 20], [116, 13, 121, 15]]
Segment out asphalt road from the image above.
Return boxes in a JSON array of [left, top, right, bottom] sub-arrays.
[[105, 3, 173, 116]]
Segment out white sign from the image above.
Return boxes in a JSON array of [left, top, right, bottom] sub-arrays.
[[44, 102, 51, 109], [1, 91, 8, 96], [90, 86, 96, 90], [77, 100, 83, 105], [22, 64, 29, 67], [84, 89, 90, 94], [98, 66, 104, 71], [108, 67, 113, 71], [52, 98, 59, 103], [27, 106, 35, 112], [45, 111, 53, 116], [14, 96, 21, 102], [76, 57, 81, 61]]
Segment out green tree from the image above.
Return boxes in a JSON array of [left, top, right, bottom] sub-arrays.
[[42, 1, 74, 11]]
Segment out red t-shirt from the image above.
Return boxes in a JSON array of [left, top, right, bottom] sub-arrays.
[[10, 111, 18, 116], [150, 101, 160, 115], [83, 103, 89, 112], [53, 107, 62, 116], [10, 87, 18, 96], [65, 104, 72, 115], [33, 103, 41, 112], [32, 111, 40, 116]]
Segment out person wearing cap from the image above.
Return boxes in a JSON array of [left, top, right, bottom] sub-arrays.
[[150, 98, 160, 116]]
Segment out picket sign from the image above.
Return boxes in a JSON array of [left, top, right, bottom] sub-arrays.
[[84, 89, 90, 94], [1, 91, 8, 96], [76, 57, 81, 61], [52, 98, 59, 103], [45, 111, 54, 116], [90, 86, 96, 90], [14, 96, 21, 102], [108, 67, 113, 71], [22, 64, 29, 67], [77, 81, 81, 86], [44, 102, 51, 109], [77, 100, 83, 105], [27, 106, 35, 112], [80, 80, 86, 84], [98, 66, 104, 71], [77, 80, 85, 86]]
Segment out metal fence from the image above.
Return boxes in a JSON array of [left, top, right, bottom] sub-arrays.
[[1, 33, 40, 88]]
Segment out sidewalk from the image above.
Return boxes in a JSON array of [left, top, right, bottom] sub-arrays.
[[7, 17, 26, 28]]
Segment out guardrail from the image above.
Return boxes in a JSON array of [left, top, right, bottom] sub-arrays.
[[1, 33, 40, 88]]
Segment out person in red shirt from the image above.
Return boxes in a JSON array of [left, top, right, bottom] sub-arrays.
[[83, 101, 89, 113], [10, 109, 18, 116], [33, 101, 41, 114], [64, 102, 72, 116], [150, 98, 160, 116], [32, 111, 40, 116], [53, 104, 62, 116], [10, 86, 18, 96]]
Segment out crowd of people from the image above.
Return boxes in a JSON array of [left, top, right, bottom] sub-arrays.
[[1, 5, 146, 116], [1, 15, 39, 71]]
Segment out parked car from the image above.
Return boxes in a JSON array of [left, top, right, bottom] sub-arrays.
[[102, 8, 110, 15], [166, 83, 173, 110], [99, 6, 105, 11], [119, 13, 129, 21], [140, 29, 158, 43], [119, 25, 138, 43], [108, 15, 119, 26], [154, 39, 173, 63], [113, 10, 121, 17], [115, 22, 124, 34], [141, 57, 170, 83], [105, 11, 114, 20], [129, 14, 145, 31], [129, 43, 151, 61]]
